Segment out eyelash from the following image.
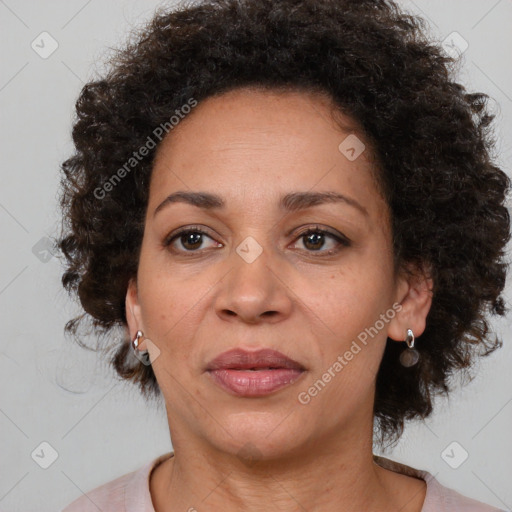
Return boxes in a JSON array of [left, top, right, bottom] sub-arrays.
[[163, 224, 351, 256]]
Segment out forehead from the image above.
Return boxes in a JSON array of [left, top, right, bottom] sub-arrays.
[[149, 87, 387, 222]]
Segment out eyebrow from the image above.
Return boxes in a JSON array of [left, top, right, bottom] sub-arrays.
[[153, 190, 368, 217]]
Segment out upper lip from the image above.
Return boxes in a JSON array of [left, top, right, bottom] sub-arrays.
[[206, 348, 305, 371]]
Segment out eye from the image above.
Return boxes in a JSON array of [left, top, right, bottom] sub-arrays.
[[291, 226, 350, 255], [163, 224, 350, 256], [164, 226, 222, 253]]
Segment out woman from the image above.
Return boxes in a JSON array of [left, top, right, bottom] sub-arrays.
[[58, 0, 509, 510]]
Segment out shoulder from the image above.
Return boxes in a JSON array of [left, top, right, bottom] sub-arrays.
[[373, 455, 505, 512], [61, 470, 133, 512], [61, 453, 173, 512], [425, 476, 505, 512]]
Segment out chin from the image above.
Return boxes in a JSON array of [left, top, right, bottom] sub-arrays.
[[208, 411, 311, 462]]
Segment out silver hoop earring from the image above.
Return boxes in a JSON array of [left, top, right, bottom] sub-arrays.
[[399, 328, 420, 367], [132, 330, 147, 355]]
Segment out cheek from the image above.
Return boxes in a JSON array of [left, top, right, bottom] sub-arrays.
[[303, 257, 394, 338], [137, 238, 206, 319], [136, 269, 204, 398], [299, 271, 392, 414], [135, 256, 201, 355]]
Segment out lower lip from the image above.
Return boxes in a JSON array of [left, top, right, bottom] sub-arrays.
[[207, 368, 305, 397]]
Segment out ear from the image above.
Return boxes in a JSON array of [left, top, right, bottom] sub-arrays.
[[125, 277, 146, 350], [387, 262, 433, 343]]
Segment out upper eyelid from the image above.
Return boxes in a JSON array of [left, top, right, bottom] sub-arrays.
[[164, 225, 217, 244], [165, 225, 349, 249], [166, 225, 343, 240]]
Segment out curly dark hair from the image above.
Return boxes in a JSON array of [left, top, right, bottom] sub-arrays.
[[56, 0, 510, 448]]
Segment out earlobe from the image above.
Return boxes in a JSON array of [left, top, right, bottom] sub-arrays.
[[387, 264, 433, 342]]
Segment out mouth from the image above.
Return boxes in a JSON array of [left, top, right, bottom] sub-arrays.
[[205, 348, 306, 397]]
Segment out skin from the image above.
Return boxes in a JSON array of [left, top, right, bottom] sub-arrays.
[[125, 87, 433, 512]]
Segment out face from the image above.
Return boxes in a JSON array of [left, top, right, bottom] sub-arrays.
[[126, 87, 430, 460]]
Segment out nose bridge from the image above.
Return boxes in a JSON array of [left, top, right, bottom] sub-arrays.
[[215, 233, 291, 322]]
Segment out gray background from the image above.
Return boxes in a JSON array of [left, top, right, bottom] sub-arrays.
[[0, 1, 511, 511]]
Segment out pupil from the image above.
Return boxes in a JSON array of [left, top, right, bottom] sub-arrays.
[[305, 232, 324, 250], [183, 232, 202, 249]]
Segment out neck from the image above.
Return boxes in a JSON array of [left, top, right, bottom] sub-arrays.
[[150, 422, 425, 512]]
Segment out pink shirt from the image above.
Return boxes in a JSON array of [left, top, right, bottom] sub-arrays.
[[61, 452, 505, 511]]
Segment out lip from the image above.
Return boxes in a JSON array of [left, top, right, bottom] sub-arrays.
[[206, 348, 306, 397]]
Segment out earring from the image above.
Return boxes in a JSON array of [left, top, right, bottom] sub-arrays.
[[399, 328, 420, 367], [132, 330, 148, 355]]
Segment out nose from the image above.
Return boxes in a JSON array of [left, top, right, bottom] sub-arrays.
[[214, 242, 293, 325]]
